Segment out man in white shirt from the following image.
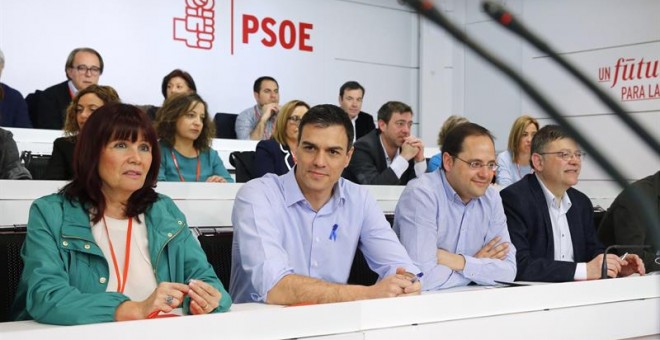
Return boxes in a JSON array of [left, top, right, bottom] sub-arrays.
[[500, 125, 645, 282]]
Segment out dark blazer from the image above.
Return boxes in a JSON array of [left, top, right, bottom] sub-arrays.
[[355, 111, 375, 140], [0, 83, 32, 128], [0, 128, 31, 179], [45, 136, 76, 180], [598, 171, 660, 272], [343, 129, 416, 185], [253, 139, 294, 178], [500, 174, 604, 282], [35, 81, 71, 130]]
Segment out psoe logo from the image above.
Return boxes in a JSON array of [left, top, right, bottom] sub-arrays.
[[173, 0, 215, 50]]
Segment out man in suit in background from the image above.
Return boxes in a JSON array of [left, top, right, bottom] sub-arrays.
[[31, 47, 104, 130], [500, 125, 645, 282], [338, 81, 375, 141], [343, 101, 425, 185]]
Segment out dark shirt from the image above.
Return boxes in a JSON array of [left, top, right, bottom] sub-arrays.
[[253, 139, 294, 178], [45, 136, 76, 180], [343, 129, 417, 185], [355, 111, 375, 140], [0, 83, 32, 128], [598, 171, 660, 272], [0, 127, 31, 179], [34, 81, 71, 130]]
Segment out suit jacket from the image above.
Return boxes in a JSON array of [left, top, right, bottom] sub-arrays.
[[500, 174, 604, 282], [253, 139, 294, 178], [0, 128, 32, 179], [343, 129, 416, 185], [0, 83, 32, 128], [355, 111, 375, 140], [45, 136, 76, 180], [35, 81, 71, 130], [598, 171, 660, 272]]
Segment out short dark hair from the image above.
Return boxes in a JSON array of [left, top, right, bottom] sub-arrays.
[[441, 122, 495, 170], [62, 103, 160, 224], [161, 69, 197, 98], [65, 47, 104, 78], [339, 81, 365, 98], [298, 104, 354, 150], [253, 76, 278, 93], [530, 124, 574, 168], [377, 101, 413, 124], [155, 93, 215, 151]]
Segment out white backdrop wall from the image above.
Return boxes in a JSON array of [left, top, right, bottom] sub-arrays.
[[2, 0, 658, 205], [0, 0, 419, 123], [419, 0, 659, 206]]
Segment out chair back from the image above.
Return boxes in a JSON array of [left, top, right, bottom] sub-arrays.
[[20, 151, 51, 180], [197, 229, 233, 289], [229, 151, 256, 183], [214, 113, 238, 139], [0, 227, 26, 323]]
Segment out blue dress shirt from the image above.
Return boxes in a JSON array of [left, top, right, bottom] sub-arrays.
[[394, 169, 516, 290], [427, 153, 442, 172], [235, 105, 275, 140], [496, 150, 532, 187], [230, 170, 420, 303]]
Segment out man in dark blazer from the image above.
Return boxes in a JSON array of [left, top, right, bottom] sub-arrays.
[[32, 47, 104, 130], [500, 125, 645, 282], [343, 101, 425, 185], [338, 81, 375, 140], [598, 171, 660, 273]]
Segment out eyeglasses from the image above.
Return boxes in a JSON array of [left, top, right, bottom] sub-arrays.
[[538, 150, 585, 161], [72, 65, 101, 75], [288, 116, 303, 125], [453, 155, 499, 171]]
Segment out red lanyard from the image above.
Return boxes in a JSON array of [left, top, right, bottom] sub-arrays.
[[171, 150, 201, 182], [102, 216, 133, 293]]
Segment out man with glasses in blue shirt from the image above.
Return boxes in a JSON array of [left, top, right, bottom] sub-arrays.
[[395, 123, 517, 290], [32, 47, 104, 129], [343, 101, 426, 185], [230, 104, 421, 304], [500, 125, 645, 282]]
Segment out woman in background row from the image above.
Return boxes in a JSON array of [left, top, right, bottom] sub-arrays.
[[45, 85, 120, 180], [156, 93, 233, 182], [427, 115, 469, 172], [12, 103, 231, 325], [496, 115, 539, 187], [144, 69, 196, 121], [253, 99, 309, 178]]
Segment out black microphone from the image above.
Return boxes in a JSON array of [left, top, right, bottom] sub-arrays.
[[480, 0, 660, 252], [398, 0, 632, 198], [481, 0, 660, 156], [601, 244, 651, 279]]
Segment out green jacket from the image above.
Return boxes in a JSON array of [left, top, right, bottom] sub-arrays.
[[11, 193, 232, 325]]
